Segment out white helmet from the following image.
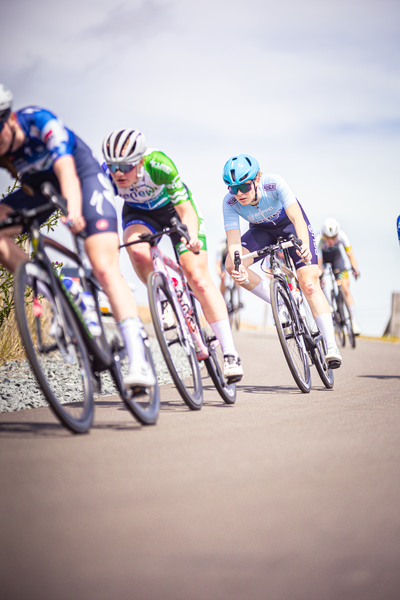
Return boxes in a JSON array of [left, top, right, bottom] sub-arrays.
[[0, 84, 13, 122], [102, 128, 146, 165], [322, 217, 340, 237]]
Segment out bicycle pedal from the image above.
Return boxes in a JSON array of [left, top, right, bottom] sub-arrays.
[[327, 360, 341, 370], [227, 374, 242, 384]]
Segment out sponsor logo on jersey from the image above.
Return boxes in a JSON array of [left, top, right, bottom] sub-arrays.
[[96, 219, 109, 230], [150, 159, 172, 175], [227, 196, 238, 205], [41, 119, 69, 151], [263, 183, 277, 191]]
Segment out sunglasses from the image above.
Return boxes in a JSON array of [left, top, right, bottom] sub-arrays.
[[107, 163, 137, 174], [228, 180, 254, 195]]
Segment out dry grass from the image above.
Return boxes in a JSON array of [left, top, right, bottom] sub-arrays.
[[0, 309, 27, 364], [0, 295, 53, 366]]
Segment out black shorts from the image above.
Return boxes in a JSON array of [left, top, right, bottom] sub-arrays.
[[0, 136, 118, 237], [322, 247, 347, 276], [240, 202, 318, 269], [122, 201, 183, 248]]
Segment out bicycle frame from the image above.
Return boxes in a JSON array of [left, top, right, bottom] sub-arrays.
[[149, 243, 210, 359]]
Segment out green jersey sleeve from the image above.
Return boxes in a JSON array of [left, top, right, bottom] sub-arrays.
[[143, 150, 190, 206]]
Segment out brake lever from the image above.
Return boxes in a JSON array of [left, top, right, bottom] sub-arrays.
[[170, 216, 200, 255]]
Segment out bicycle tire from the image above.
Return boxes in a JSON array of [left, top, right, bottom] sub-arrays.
[[271, 278, 311, 393], [340, 290, 356, 348], [331, 290, 346, 347], [14, 261, 94, 433], [147, 271, 203, 410], [311, 335, 334, 389], [301, 299, 334, 389], [111, 334, 160, 425], [231, 286, 241, 331], [196, 313, 236, 404]]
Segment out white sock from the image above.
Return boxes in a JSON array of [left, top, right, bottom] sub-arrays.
[[210, 318, 238, 357], [315, 313, 337, 350], [117, 317, 147, 368], [250, 280, 271, 303], [348, 303, 357, 321]]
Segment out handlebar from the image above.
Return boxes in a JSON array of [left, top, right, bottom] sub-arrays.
[[120, 216, 200, 255], [240, 234, 311, 266]]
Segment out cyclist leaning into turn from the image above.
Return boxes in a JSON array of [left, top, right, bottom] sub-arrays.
[[101, 128, 243, 381], [0, 84, 155, 388], [222, 153, 342, 368], [317, 217, 361, 335]]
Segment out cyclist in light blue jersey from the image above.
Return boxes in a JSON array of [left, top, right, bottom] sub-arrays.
[[222, 154, 342, 368], [102, 129, 243, 381], [0, 84, 154, 388]]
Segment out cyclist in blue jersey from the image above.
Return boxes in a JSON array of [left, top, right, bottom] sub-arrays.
[[222, 154, 342, 368], [101, 128, 243, 381], [0, 84, 155, 388]]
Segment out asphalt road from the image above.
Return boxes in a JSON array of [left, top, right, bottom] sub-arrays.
[[0, 331, 399, 600]]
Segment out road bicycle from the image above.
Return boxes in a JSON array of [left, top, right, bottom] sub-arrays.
[[122, 219, 237, 409], [323, 263, 356, 348], [240, 235, 334, 393], [0, 182, 159, 433], [222, 252, 243, 331]]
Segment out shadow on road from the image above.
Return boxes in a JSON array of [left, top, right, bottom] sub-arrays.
[[358, 375, 400, 380]]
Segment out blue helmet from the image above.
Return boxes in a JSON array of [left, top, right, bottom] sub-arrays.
[[222, 154, 260, 186]]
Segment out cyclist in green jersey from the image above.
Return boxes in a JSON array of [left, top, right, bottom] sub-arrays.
[[102, 129, 243, 381]]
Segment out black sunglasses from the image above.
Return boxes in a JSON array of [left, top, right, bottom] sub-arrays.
[[107, 163, 137, 174], [228, 180, 254, 195]]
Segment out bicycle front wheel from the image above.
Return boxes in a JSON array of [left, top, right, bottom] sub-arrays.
[[271, 279, 311, 393], [147, 272, 203, 410], [14, 261, 94, 433], [340, 290, 356, 348], [332, 290, 346, 347]]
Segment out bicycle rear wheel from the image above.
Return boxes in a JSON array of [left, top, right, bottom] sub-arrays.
[[110, 333, 160, 425], [340, 290, 356, 348], [302, 299, 334, 389], [14, 261, 94, 433], [147, 271, 203, 410], [271, 278, 311, 393], [194, 307, 236, 404]]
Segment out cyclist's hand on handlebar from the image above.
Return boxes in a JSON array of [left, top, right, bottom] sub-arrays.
[[352, 268, 360, 280], [231, 264, 249, 285], [61, 212, 86, 234], [297, 243, 312, 264], [183, 235, 202, 255]]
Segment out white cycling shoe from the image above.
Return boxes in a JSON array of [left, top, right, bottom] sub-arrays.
[[124, 362, 156, 389], [352, 321, 361, 336], [325, 347, 342, 369], [223, 355, 244, 382]]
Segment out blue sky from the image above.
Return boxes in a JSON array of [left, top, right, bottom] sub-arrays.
[[1, 0, 399, 335]]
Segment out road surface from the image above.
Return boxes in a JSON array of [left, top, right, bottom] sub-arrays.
[[0, 331, 399, 600]]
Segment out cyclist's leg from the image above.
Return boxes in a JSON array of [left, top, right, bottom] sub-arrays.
[[179, 248, 243, 379], [81, 177, 155, 388], [225, 226, 274, 303]]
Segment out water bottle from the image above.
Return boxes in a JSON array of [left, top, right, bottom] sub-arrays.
[[62, 276, 101, 336], [62, 276, 82, 305]]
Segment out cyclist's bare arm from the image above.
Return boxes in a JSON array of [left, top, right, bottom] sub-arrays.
[[285, 203, 312, 262], [53, 155, 85, 234], [346, 247, 359, 277], [175, 201, 201, 252]]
